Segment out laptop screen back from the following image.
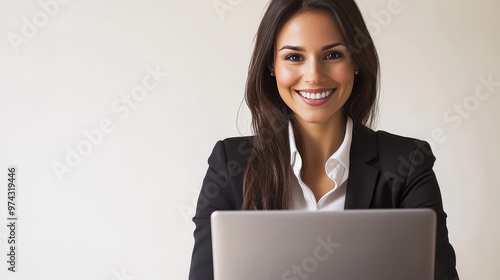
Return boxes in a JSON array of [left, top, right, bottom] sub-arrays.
[[211, 209, 436, 280]]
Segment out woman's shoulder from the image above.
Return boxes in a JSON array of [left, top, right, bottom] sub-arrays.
[[355, 122, 429, 146], [353, 123, 435, 161], [208, 136, 254, 166], [220, 136, 254, 148]]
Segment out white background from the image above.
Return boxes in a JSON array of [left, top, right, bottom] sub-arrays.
[[0, 0, 499, 279]]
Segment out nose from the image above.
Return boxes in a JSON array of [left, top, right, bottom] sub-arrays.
[[304, 59, 326, 84]]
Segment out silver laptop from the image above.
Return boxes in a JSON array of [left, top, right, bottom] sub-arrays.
[[211, 209, 436, 280]]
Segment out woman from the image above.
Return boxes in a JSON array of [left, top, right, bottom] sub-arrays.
[[189, 0, 459, 279]]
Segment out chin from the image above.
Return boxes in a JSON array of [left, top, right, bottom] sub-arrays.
[[295, 113, 334, 124]]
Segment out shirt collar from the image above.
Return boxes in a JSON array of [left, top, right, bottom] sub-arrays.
[[289, 116, 353, 174]]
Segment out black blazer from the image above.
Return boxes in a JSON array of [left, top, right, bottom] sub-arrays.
[[189, 123, 459, 280]]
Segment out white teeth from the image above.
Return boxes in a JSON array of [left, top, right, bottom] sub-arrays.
[[298, 89, 334, 100]]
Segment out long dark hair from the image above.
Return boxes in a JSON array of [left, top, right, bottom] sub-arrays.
[[242, 0, 380, 210]]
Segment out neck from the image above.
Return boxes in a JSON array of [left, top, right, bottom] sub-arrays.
[[294, 113, 347, 169]]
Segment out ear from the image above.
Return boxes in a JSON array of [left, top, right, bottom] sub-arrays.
[[267, 61, 274, 73], [266, 62, 276, 77]]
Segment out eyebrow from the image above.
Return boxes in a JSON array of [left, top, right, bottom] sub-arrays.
[[278, 42, 347, 52]]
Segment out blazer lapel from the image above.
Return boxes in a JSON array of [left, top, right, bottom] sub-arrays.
[[344, 123, 380, 209]]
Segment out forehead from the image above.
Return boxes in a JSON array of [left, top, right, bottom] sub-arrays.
[[275, 11, 345, 49]]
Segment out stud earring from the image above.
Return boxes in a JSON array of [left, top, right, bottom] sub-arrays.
[[271, 71, 275, 76], [355, 68, 359, 75]]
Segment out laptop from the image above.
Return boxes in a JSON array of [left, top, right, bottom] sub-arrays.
[[211, 209, 436, 280]]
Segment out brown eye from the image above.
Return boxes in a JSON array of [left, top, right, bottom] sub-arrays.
[[325, 52, 343, 60], [285, 54, 303, 61]]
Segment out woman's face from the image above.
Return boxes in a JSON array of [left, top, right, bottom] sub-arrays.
[[273, 11, 356, 125]]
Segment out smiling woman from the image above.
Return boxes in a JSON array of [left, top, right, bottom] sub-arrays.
[[272, 10, 358, 202], [273, 11, 356, 124], [189, 0, 459, 279]]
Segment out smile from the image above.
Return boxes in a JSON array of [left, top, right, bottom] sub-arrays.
[[296, 89, 335, 100]]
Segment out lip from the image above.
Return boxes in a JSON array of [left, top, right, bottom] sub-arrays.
[[295, 88, 335, 93], [295, 88, 337, 106]]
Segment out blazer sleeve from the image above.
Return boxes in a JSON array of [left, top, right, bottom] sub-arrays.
[[188, 140, 238, 280], [399, 140, 459, 280]]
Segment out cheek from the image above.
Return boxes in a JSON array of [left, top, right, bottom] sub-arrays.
[[275, 65, 300, 89], [329, 64, 354, 85]]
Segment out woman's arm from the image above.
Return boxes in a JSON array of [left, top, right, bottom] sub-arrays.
[[188, 140, 239, 280], [399, 140, 459, 280]]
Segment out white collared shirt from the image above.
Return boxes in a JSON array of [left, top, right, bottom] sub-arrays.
[[289, 117, 353, 211]]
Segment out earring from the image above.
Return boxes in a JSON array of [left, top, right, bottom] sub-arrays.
[[271, 71, 275, 76], [355, 69, 359, 75]]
